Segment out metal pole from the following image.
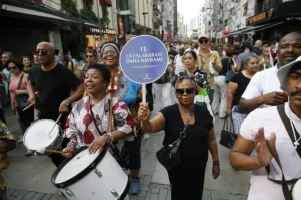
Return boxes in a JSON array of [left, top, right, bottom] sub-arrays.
[[96, 0, 102, 41], [144, 15, 146, 34]]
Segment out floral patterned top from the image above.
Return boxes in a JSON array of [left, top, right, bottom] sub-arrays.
[[172, 68, 210, 92], [64, 94, 135, 151]]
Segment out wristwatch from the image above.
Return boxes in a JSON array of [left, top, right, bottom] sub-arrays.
[[63, 100, 70, 107], [213, 161, 220, 166]]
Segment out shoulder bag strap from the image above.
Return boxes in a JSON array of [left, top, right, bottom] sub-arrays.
[[17, 74, 24, 90], [277, 104, 301, 158]]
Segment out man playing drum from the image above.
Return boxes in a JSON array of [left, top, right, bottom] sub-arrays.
[[230, 56, 301, 200], [27, 42, 85, 167]]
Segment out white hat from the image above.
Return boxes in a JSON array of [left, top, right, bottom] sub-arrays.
[[277, 56, 301, 91]]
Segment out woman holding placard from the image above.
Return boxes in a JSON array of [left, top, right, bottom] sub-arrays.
[[99, 41, 143, 195]]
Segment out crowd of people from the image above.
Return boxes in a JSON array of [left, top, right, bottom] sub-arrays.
[[0, 31, 299, 200]]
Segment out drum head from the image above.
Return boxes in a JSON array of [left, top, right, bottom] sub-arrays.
[[52, 147, 106, 188], [292, 179, 301, 200], [24, 119, 60, 150]]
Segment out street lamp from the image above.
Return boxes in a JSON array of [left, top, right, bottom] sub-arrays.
[[142, 12, 148, 35]]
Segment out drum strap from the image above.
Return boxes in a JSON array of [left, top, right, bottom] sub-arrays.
[[264, 104, 301, 200], [90, 95, 127, 168]]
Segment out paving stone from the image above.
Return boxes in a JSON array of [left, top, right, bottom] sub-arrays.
[[7, 189, 15, 197], [137, 191, 147, 198], [22, 192, 35, 200], [158, 188, 168, 198], [230, 194, 248, 200], [148, 193, 158, 200], [202, 190, 212, 200], [41, 194, 52, 200], [211, 190, 231, 199], [12, 190, 29, 197], [142, 176, 152, 185], [151, 188, 159, 194], [30, 193, 45, 200], [49, 194, 62, 200]]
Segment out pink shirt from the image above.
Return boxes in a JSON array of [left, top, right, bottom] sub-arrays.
[[9, 81, 27, 108]]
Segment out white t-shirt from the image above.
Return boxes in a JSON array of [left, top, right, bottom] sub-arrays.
[[173, 54, 185, 75], [242, 65, 282, 100], [240, 102, 301, 200]]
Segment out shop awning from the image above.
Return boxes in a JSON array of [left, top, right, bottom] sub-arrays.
[[0, 0, 99, 28], [225, 21, 284, 38]]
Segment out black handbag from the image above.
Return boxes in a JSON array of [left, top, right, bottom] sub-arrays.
[[156, 105, 195, 170], [219, 117, 238, 149], [15, 74, 28, 109]]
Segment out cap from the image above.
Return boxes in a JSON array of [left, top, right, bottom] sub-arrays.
[[277, 56, 301, 91], [198, 35, 209, 42]]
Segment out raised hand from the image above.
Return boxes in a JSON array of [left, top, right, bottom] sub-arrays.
[[254, 127, 276, 167]]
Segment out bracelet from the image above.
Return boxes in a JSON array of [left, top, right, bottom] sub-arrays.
[[67, 141, 78, 147], [213, 161, 220, 166], [104, 133, 114, 144]]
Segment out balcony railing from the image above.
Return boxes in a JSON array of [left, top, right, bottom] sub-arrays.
[[153, 16, 163, 26], [153, 3, 162, 13], [255, 0, 282, 14]]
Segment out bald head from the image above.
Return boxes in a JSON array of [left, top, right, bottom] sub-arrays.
[[36, 41, 55, 66], [255, 40, 262, 48], [277, 32, 301, 68]]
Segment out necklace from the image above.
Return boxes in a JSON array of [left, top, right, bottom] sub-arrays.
[[107, 70, 122, 95], [89, 95, 107, 133]]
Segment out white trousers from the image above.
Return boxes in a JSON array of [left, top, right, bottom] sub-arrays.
[[212, 76, 227, 118], [152, 83, 173, 112]]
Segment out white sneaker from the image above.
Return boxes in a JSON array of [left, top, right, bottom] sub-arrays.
[[18, 136, 23, 143]]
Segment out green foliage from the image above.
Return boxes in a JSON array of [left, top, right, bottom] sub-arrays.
[[86, 0, 94, 11], [60, 0, 79, 17], [80, 9, 98, 22], [100, 5, 110, 25]]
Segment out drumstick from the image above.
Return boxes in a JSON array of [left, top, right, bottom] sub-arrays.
[[48, 114, 62, 137], [44, 149, 62, 154], [22, 102, 35, 111]]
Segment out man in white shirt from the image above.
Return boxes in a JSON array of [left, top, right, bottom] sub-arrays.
[[173, 47, 185, 75], [230, 56, 301, 200], [239, 32, 301, 113]]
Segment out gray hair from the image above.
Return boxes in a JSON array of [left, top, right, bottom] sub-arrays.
[[244, 55, 259, 66], [2, 52, 13, 59]]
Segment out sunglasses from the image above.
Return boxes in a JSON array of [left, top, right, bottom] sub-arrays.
[[85, 55, 94, 58], [102, 50, 117, 56], [8, 66, 17, 70], [175, 88, 195, 96], [35, 49, 48, 56], [199, 39, 208, 44]]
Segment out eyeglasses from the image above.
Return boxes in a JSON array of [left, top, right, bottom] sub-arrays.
[[8, 66, 17, 70], [102, 50, 118, 56], [35, 49, 48, 56], [199, 39, 208, 44], [85, 55, 94, 58], [175, 88, 195, 96]]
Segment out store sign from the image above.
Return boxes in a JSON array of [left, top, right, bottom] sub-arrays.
[[90, 28, 117, 35], [247, 9, 274, 25]]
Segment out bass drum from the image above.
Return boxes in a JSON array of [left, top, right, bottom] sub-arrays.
[[292, 179, 301, 200], [51, 146, 130, 200]]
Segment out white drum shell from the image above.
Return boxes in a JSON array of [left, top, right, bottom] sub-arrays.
[[58, 150, 129, 200], [292, 179, 301, 200], [23, 119, 63, 153]]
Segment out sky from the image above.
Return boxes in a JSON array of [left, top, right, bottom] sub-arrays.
[[177, 0, 205, 24]]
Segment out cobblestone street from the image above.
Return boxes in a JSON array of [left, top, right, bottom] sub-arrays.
[[4, 107, 248, 200]]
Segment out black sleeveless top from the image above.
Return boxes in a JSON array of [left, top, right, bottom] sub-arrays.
[[160, 104, 213, 160]]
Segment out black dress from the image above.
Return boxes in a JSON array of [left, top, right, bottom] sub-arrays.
[[160, 104, 213, 200]]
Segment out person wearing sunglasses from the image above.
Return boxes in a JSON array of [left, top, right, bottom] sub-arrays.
[[81, 51, 96, 83], [99, 41, 144, 195], [27, 42, 85, 167], [6, 59, 34, 156], [138, 75, 220, 200], [198, 35, 222, 104]]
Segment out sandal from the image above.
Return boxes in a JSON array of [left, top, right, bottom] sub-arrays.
[[25, 151, 33, 157]]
